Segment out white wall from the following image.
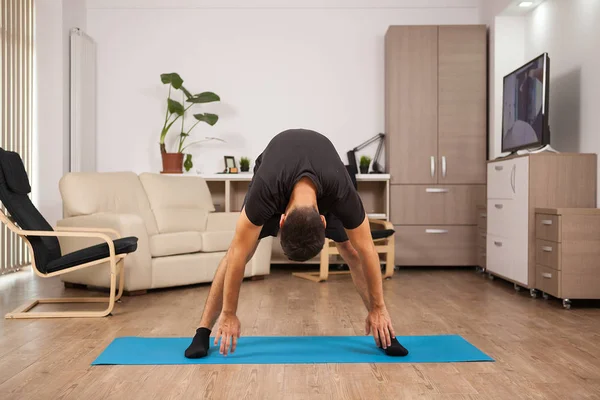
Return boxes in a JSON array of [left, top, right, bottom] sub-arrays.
[[87, 0, 481, 174], [34, 0, 86, 225], [525, 0, 600, 204], [479, 0, 513, 23], [489, 16, 526, 159]]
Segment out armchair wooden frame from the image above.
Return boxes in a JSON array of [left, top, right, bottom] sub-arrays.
[[1, 210, 126, 319], [293, 219, 395, 282]]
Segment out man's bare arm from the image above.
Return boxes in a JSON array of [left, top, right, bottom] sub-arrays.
[[345, 216, 386, 310], [222, 208, 262, 315], [346, 215, 395, 349]]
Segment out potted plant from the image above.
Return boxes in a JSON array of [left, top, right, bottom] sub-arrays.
[[359, 155, 371, 174], [239, 157, 250, 172], [159, 72, 223, 173]]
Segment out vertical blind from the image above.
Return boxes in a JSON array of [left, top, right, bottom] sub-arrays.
[[0, 0, 34, 273]]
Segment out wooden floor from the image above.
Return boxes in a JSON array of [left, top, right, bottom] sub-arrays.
[[1, 266, 600, 400]]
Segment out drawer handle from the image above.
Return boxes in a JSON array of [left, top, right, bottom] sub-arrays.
[[426, 188, 449, 193], [495, 165, 503, 171], [542, 246, 553, 252], [541, 220, 553, 225], [494, 204, 503, 209], [494, 241, 503, 247], [542, 272, 553, 279], [480, 213, 487, 218], [426, 229, 448, 234]]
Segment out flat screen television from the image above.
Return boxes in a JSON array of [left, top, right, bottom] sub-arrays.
[[501, 53, 551, 153]]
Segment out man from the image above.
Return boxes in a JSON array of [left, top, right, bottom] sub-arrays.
[[185, 129, 408, 358]]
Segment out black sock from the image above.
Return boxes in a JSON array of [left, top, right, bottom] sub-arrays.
[[185, 327, 211, 359], [380, 337, 409, 356]]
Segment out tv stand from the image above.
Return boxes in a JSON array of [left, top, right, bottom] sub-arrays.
[[517, 144, 559, 155]]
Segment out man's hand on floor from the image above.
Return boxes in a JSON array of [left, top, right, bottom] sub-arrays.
[[214, 311, 241, 356], [365, 306, 395, 349]]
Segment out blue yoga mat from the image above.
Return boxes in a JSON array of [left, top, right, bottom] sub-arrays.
[[91, 335, 493, 365]]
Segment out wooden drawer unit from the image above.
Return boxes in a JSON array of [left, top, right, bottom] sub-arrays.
[[477, 230, 487, 249], [535, 239, 560, 270], [536, 265, 560, 298], [534, 208, 600, 308], [475, 204, 487, 270], [394, 225, 477, 266], [477, 207, 487, 231], [390, 185, 485, 225], [535, 214, 560, 242]]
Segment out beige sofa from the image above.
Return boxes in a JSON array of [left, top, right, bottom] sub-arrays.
[[56, 172, 272, 292]]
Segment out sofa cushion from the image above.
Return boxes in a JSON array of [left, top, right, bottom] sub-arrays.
[[150, 232, 203, 258], [139, 173, 215, 234], [200, 231, 234, 253], [59, 172, 159, 235]]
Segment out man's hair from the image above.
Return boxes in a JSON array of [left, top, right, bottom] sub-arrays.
[[280, 206, 325, 262]]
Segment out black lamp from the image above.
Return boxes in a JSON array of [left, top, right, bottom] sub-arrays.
[[347, 133, 385, 174]]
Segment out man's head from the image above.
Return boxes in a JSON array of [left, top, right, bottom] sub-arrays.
[[280, 206, 326, 262]]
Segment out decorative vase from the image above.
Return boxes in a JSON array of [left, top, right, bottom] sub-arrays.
[[161, 152, 184, 174], [359, 165, 369, 174]]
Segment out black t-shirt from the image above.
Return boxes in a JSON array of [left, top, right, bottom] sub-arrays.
[[244, 129, 365, 230]]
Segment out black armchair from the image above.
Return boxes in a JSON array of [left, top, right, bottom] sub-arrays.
[[0, 148, 138, 318]]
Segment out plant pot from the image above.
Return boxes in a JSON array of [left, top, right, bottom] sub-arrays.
[[240, 165, 250, 172], [161, 152, 184, 174], [359, 165, 369, 174]]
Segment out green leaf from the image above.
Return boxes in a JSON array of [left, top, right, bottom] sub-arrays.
[[193, 113, 219, 126], [180, 86, 193, 99], [184, 154, 193, 171], [160, 73, 183, 89], [168, 99, 185, 116], [187, 92, 220, 104]]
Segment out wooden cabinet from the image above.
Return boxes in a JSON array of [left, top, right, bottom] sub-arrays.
[[438, 26, 487, 185], [394, 225, 477, 266], [390, 185, 485, 225], [385, 26, 438, 185], [534, 208, 600, 309], [476, 204, 487, 270], [385, 25, 487, 267], [486, 153, 597, 290]]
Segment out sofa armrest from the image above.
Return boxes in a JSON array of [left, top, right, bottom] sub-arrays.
[[56, 212, 152, 291], [206, 212, 240, 231]]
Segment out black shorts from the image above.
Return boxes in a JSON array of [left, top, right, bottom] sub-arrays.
[[256, 212, 349, 243]]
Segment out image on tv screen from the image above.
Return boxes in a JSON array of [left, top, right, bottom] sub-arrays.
[[502, 56, 545, 151]]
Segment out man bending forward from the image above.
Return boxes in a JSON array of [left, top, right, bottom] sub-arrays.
[[185, 129, 408, 357]]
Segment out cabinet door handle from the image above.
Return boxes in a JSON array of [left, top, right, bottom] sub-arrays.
[[511, 165, 516, 193], [430, 156, 435, 178], [426, 229, 448, 234], [495, 204, 503, 209], [494, 241, 503, 247], [495, 165, 503, 171], [442, 156, 447, 178], [541, 220, 553, 225], [426, 188, 449, 193], [542, 246, 553, 252], [542, 272, 553, 279]]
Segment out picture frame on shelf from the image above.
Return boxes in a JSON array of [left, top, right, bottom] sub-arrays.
[[223, 155, 238, 173]]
